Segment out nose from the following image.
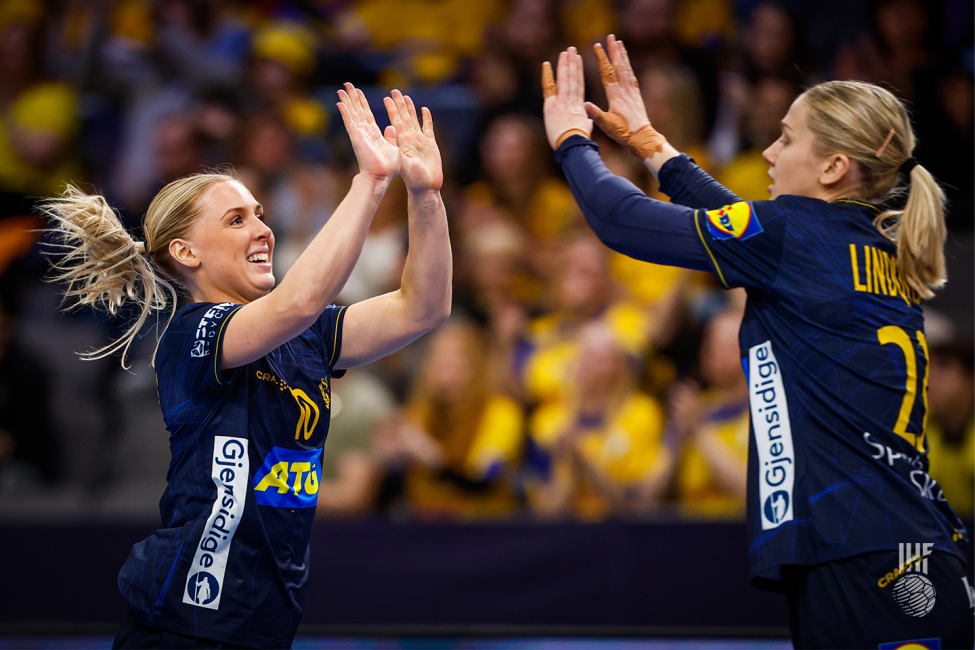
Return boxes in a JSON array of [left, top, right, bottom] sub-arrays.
[[254, 218, 272, 241], [762, 141, 778, 166]]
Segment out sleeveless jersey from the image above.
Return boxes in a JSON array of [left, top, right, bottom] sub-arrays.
[[693, 196, 969, 585], [118, 301, 345, 647]]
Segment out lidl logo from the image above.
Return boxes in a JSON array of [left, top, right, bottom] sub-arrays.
[[705, 202, 763, 240], [878, 640, 941, 650], [252, 447, 322, 508]]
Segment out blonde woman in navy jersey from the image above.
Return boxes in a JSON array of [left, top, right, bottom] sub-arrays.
[[42, 85, 450, 648], [543, 38, 972, 648]]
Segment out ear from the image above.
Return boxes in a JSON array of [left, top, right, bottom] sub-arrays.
[[819, 153, 852, 187], [168, 238, 200, 269]]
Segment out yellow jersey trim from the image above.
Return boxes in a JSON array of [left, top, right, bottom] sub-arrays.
[[330, 305, 347, 368], [695, 210, 729, 288], [831, 198, 882, 213]]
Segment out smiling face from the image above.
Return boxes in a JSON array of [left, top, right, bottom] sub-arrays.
[[761, 96, 836, 200], [175, 180, 275, 304]]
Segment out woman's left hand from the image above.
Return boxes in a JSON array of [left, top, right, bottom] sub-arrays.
[[542, 46, 593, 150], [337, 83, 401, 183], [384, 90, 443, 193]]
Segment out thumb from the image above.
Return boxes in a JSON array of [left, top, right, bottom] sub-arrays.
[[383, 125, 397, 146], [584, 102, 604, 120]]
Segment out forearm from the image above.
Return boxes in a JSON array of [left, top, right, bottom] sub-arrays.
[[396, 189, 452, 329], [555, 136, 711, 271], [273, 174, 387, 318], [657, 154, 741, 210]]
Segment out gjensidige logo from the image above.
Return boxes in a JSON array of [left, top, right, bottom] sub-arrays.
[[891, 543, 936, 617], [186, 571, 219, 606]]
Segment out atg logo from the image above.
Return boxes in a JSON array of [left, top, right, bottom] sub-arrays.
[[252, 447, 322, 508], [704, 202, 763, 241], [186, 571, 219, 606]]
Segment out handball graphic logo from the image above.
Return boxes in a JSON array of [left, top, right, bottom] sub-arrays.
[[763, 490, 790, 525], [186, 571, 219, 606], [891, 572, 936, 617]]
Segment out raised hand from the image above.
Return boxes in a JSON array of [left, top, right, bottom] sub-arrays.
[[337, 82, 400, 183], [383, 90, 443, 193], [586, 35, 669, 162], [541, 46, 593, 150]]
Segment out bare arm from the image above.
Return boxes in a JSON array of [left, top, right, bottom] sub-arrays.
[[221, 84, 400, 369], [337, 92, 452, 369]]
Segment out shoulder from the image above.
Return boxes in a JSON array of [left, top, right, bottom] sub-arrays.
[[159, 302, 242, 364]]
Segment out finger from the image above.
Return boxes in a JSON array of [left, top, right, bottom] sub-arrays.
[[337, 89, 360, 126], [618, 39, 639, 90], [566, 46, 578, 100], [384, 96, 403, 130], [584, 101, 602, 119], [557, 50, 569, 99], [570, 47, 585, 103], [383, 125, 397, 146], [542, 61, 556, 98], [356, 87, 376, 125], [391, 89, 412, 129], [404, 94, 420, 131], [421, 106, 435, 138], [593, 43, 617, 87], [344, 82, 363, 115], [336, 101, 356, 131]]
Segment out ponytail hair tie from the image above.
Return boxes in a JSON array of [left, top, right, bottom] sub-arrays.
[[899, 156, 919, 177]]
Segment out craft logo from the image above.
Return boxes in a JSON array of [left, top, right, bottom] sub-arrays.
[[888, 543, 937, 617], [704, 202, 763, 241], [878, 640, 941, 650], [182, 436, 248, 610], [747, 341, 795, 530], [252, 447, 322, 508], [190, 303, 235, 358]]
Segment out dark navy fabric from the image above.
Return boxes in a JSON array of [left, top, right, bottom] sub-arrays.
[[555, 139, 969, 588], [784, 550, 974, 649], [657, 152, 742, 210], [554, 136, 712, 271], [118, 301, 346, 648]]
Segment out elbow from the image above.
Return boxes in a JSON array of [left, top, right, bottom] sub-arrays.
[[423, 297, 451, 331]]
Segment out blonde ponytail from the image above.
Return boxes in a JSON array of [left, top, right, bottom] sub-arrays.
[[875, 164, 947, 299], [802, 80, 948, 300], [41, 185, 178, 368]]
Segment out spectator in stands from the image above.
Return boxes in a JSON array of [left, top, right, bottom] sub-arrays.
[[670, 306, 749, 518], [526, 321, 671, 519], [378, 320, 524, 519], [925, 337, 974, 518], [519, 234, 653, 408], [0, 1, 81, 197]]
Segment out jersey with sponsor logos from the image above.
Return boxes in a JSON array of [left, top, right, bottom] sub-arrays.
[[117, 301, 345, 647], [694, 196, 967, 584]]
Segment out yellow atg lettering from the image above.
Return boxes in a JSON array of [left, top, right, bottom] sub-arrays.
[[290, 388, 320, 440], [871, 247, 888, 295], [254, 461, 290, 493], [850, 245, 868, 292], [290, 462, 311, 495], [305, 465, 319, 495], [319, 378, 330, 409]]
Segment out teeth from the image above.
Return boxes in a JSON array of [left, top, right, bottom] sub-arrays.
[[247, 253, 269, 263]]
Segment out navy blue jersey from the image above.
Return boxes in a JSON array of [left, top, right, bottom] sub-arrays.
[[118, 301, 346, 647], [694, 196, 967, 584]]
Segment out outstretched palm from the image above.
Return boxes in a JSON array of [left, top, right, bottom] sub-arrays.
[[337, 83, 400, 182], [383, 90, 443, 193]]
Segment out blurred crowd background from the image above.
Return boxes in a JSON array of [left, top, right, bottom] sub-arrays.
[[0, 0, 970, 523]]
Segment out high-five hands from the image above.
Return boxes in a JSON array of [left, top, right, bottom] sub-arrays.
[[384, 90, 443, 194], [586, 35, 669, 161], [337, 83, 400, 183], [541, 47, 593, 150]]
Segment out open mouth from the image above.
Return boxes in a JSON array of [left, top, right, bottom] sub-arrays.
[[247, 252, 270, 265]]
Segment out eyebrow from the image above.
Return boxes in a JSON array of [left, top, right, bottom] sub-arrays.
[[781, 122, 793, 132], [222, 204, 263, 219]]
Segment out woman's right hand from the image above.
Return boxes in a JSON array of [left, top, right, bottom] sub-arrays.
[[383, 90, 443, 194], [337, 82, 400, 183]]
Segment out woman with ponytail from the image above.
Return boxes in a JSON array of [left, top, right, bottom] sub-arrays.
[[543, 38, 970, 647], [44, 84, 451, 648]]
